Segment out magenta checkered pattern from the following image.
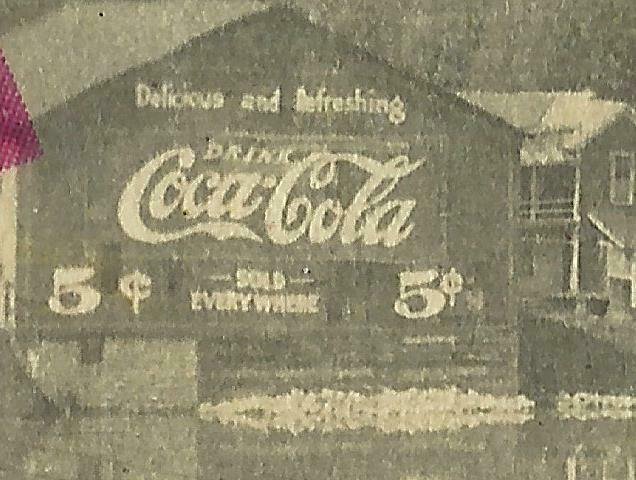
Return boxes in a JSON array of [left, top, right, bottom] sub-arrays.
[[0, 50, 41, 172]]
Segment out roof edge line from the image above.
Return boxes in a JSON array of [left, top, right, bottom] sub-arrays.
[[587, 212, 626, 250]]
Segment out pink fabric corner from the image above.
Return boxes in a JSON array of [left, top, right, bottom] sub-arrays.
[[0, 50, 42, 172]]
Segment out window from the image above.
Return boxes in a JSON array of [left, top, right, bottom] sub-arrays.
[[536, 165, 576, 202], [519, 165, 576, 220], [609, 151, 635, 206]]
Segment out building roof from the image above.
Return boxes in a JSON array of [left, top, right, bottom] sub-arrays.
[[459, 90, 633, 164], [542, 94, 628, 150]]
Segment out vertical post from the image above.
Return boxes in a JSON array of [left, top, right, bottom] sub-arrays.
[[439, 133, 450, 260], [630, 255, 636, 309], [570, 165, 581, 295], [573, 164, 581, 223], [507, 147, 519, 340], [507, 151, 516, 293], [598, 240, 610, 296], [504, 144, 520, 394], [627, 455, 634, 480], [630, 151, 635, 206], [567, 454, 577, 480], [440, 174, 449, 256], [530, 166, 537, 221]]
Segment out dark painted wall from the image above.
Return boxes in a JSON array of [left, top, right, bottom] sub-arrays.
[[446, 114, 519, 322], [14, 7, 521, 399], [17, 7, 521, 337]]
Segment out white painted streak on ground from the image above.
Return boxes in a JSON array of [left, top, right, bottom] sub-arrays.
[[200, 387, 535, 435], [558, 392, 636, 420]]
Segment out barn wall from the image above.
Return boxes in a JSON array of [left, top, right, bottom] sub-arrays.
[[445, 109, 521, 323], [14, 7, 523, 405]]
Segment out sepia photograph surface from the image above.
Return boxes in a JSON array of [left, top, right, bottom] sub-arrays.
[[0, 1, 634, 478]]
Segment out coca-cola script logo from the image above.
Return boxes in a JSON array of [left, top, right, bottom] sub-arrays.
[[117, 146, 424, 246]]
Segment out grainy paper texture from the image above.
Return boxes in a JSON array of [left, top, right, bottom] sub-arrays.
[[1, 1, 634, 478]]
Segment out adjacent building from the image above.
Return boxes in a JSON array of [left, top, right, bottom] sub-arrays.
[[461, 90, 636, 319], [12, 5, 523, 404]]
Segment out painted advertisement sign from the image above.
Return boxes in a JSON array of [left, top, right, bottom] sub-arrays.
[[12, 7, 508, 343], [18, 129, 459, 335]]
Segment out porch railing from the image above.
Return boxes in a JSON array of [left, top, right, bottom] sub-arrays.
[[519, 198, 575, 221]]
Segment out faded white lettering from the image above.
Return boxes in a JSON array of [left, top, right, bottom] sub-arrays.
[[190, 290, 320, 315], [295, 87, 407, 125], [118, 144, 424, 246], [136, 82, 224, 111]]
